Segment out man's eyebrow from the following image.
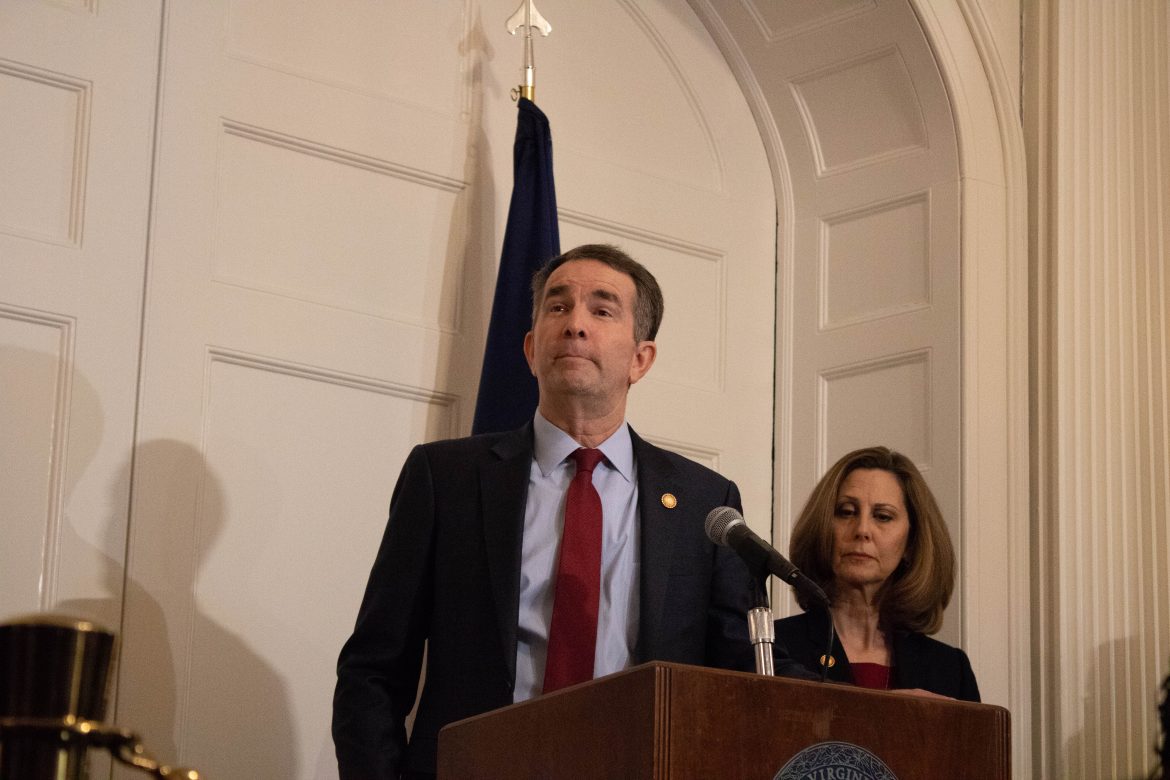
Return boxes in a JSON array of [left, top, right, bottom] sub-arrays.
[[590, 289, 622, 306], [543, 284, 570, 301], [542, 285, 623, 307]]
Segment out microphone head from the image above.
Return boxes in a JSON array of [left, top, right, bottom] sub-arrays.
[[704, 506, 744, 546]]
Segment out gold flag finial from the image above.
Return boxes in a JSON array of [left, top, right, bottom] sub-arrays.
[[506, 0, 552, 102]]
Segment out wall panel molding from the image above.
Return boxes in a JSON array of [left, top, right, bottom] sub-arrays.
[[816, 348, 933, 472], [615, 0, 725, 191], [0, 58, 90, 247], [789, 45, 928, 176], [639, 434, 720, 471], [213, 120, 466, 332], [742, 0, 876, 43], [558, 207, 722, 261], [221, 120, 465, 193], [223, 0, 473, 116], [819, 190, 932, 330], [0, 303, 76, 610], [206, 347, 459, 430]]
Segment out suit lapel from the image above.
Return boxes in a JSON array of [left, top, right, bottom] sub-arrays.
[[631, 430, 681, 660], [480, 424, 534, 686], [890, 630, 924, 690], [804, 608, 852, 684]]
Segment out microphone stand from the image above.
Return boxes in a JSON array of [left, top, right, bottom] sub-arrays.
[[747, 574, 774, 676]]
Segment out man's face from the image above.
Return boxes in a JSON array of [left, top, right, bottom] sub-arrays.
[[523, 259, 656, 410]]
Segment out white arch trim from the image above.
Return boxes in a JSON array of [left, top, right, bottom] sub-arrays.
[[910, 0, 1032, 773], [691, 0, 1033, 772]]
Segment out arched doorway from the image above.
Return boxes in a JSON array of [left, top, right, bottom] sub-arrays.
[[692, 0, 1031, 771]]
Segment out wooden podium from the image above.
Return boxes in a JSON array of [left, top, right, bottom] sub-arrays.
[[438, 662, 1009, 779]]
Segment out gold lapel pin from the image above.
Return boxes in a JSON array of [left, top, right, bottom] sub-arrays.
[[660, 493, 677, 509]]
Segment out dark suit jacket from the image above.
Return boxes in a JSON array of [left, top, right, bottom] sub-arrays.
[[333, 423, 756, 778], [772, 609, 981, 702]]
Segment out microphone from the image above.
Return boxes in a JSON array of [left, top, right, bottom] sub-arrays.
[[705, 506, 830, 609]]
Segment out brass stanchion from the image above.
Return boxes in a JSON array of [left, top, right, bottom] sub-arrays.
[[0, 615, 199, 779]]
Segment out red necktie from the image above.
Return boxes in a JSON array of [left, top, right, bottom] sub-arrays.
[[542, 448, 604, 693]]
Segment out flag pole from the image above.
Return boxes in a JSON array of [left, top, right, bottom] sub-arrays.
[[506, 0, 551, 102], [471, 2, 559, 435]]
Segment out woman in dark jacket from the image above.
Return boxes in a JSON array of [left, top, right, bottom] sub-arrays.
[[774, 446, 980, 702]]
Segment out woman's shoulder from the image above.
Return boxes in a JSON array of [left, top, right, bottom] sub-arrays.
[[771, 611, 828, 681], [773, 610, 826, 637], [894, 630, 981, 702], [773, 612, 811, 629], [772, 610, 833, 660], [898, 631, 971, 662]]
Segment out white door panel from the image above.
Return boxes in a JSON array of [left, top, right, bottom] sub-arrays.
[[0, 2, 160, 622], [691, 1, 963, 644], [121, 2, 475, 775], [0, 5, 160, 777]]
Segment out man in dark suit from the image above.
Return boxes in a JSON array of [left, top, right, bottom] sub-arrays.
[[332, 244, 755, 778]]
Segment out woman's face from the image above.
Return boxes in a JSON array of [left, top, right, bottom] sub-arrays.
[[830, 468, 911, 593]]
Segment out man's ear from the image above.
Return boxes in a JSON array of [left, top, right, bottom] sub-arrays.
[[523, 331, 536, 376], [627, 340, 657, 385]]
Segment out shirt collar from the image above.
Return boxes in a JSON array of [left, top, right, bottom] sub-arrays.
[[532, 410, 635, 483]]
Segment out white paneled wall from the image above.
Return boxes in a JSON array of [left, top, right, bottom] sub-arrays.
[[9, 1, 1169, 777], [0, 3, 162, 623]]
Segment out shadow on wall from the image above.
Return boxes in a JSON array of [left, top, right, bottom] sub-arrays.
[[438, 6, 499, 438], [1063, 637, 1165, 780], [0, 344, 103, 619], [110, 439, 298, 779], [2, 346, 116, 775], [54, 463, 178, 764]]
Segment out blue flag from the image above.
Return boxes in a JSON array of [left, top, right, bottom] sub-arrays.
[[471, 98, 560, 434]]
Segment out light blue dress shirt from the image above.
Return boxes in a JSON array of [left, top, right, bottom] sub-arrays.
[[513, 411, 641, 702]]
